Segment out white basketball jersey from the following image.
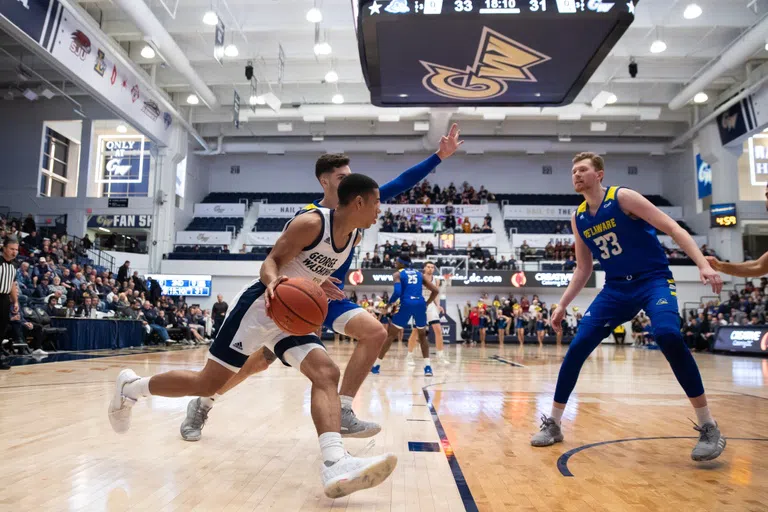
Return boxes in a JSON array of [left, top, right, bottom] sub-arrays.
[[279, 208, 357, 285], [422, 274, 445, 300]]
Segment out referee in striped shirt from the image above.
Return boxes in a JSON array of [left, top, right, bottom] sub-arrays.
[[0, 236, 19, 370]]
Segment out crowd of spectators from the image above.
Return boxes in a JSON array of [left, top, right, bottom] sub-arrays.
[[385, 180, 495, 205], [360, 242, 514, 272], [2, 219, 228, 357], [379, 208, 493, 235]]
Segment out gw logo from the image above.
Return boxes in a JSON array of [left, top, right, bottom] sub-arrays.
[[420, 27, 551, 101]]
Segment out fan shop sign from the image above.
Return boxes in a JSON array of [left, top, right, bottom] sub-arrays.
[[344, 269, 594, 288], [88, 215, 152, 229]]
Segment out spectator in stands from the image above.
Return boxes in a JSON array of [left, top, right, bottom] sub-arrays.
[[22, 230, 41, 251], [34, 276, 51, 299], [76, 295, 95, 318], [563, 255, 576, 271], [462, 217, 472, 233], [520, 241, 532, 261], [117, 260, 130, 284], [382, 254, 393, 268], [481, 220, 493, 233], [16, 262, 32, 298], [45, 296, 60, 318], [212, 294, 228, 334], [371, 252, 382, 268], [22, 214, 35, 234]]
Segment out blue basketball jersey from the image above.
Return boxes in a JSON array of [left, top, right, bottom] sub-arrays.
[[399, 269, 424, 302], [574, 186, 670, 281]]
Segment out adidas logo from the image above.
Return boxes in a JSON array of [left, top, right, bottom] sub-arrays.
[[604, 322, 611, 327], [584, 311, 591, 317], [233, 341, 243, 350], [656, 298, 668, 306]]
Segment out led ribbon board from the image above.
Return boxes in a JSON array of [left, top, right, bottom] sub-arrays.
[[356, 0, 637, 106]]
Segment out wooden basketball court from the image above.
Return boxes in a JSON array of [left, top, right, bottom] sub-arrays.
[[1, 342, 766, 511]]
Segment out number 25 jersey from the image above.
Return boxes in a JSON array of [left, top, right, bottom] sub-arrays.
[[575, 186, 670, 281]]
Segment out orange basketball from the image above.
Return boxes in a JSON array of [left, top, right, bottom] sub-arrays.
[[269, 278, 328, 336]]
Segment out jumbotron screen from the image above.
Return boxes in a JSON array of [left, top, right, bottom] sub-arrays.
[[356, 0, 637, 106]]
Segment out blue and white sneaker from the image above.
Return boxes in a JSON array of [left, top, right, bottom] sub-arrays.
[[371, 364, 380, 375], [424, 365, 433, 376]]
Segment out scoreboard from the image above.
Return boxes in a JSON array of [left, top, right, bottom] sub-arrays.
[[146, 275, 213, 297], [710, 203, 737, 228], [355, 0, 637, 106]]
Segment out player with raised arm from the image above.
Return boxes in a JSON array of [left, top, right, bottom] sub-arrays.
[[179, 125, 464, 442], [530, 152, 727, 462], [372, 255, 439, 376], [109, 175, 398, 498], [405, 262, 449, 365]]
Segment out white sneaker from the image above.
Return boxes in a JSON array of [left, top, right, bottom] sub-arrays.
[[108, 369, 140, 434], [32, 348, 48, 356], [321, 453, 398, 498], [405, 354, 415, 366]]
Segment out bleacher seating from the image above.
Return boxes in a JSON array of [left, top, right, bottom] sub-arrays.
[[203, 192, 318, 205], [254, 218, 290, 232], [167, 245, 271, 261], [505, 219, 696, 235], [185, 217, 244, 232], [496, 193, 672, 207]]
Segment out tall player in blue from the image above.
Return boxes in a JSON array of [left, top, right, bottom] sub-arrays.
[[372, 255, 439, 376], [531, 152, 727, 462], [179, 125, 464, 442]]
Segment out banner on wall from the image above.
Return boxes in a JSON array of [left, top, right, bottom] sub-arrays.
[[716, 96, 756, 146], [345, 269, 595, 288], [509, 234, 707, 250], [504, 204, 682, 220], [714, 326, 768, 356], [0, 0, 175, 146], [87, 214, 152, 229], [96, 137, 152, 200], [257, 204, 308, 217], [194, 203, 246, 217], [246, 232, 280, 246], [748, 135, 768, 186], [695, 150, 712, 199], [378, 232, 497, 248], [175, 231, 232, 245], [381, 204, 489, 217]]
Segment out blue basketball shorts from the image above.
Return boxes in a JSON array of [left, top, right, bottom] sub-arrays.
[[323, 298, 367, 336], [391, 299, 427, 329]]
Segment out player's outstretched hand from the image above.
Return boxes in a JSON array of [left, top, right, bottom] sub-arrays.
[[705, 256, 723, 272], [700, 265, 723, 294], [436, 123, 464, 160], [265, 275, 289, 316], [321, 277, 345, 301], [551, 305, 566, 334]]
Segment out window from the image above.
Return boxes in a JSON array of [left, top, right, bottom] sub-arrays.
[[40, 128, 71, 197]]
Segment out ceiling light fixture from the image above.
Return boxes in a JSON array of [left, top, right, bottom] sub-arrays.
[[203, 11, 219, 26], [606, 93, 618, 104], [116, 124, 128, 133], [140, 45, 156, 59], [306, 7, 323, 23], [314, 42, 332, 56], [224, 44, 239, 57], [249, 95, 265, 106], [398, 93, 408, 98], [683, 3, 702, 19], [650, 39, 667, 54], [187, 94, 199, 105], [331, 93, 344, 104], [324, 70, 339, 83], [693, 92, 708, 104]]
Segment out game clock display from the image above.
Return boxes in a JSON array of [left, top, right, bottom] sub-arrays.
[[710, 203, 737, 228], [356, 0, 636, 106]]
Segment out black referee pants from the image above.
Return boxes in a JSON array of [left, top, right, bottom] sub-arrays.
[[0, 294, 10, 356]]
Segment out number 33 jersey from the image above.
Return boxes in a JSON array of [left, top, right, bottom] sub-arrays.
[[575, 186, 670, 281]]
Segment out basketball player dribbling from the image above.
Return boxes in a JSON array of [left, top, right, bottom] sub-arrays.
[[372, 255, 439, 376], [108, 174, 399, 498], [405, 262, 449, 365], [177, 124, 464, 442], [530, 152, 727, 462]]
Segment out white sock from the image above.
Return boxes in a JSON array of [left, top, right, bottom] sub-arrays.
[[319, 432, 346, 464], [375, 358, 383, 367], [123, 377, 151, 400], [405, 352, 413, 358], [340, 395, 354, 410], [695, 405, 715, 426], [437, 350, 444, 358], [550, 405, 565, 425], [424, 358, 431, 367], [200, 393, 221, 409]]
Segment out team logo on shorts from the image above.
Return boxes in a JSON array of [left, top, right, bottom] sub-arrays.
[[656, 298, 668, 306], [420, 27, 551, 101]]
